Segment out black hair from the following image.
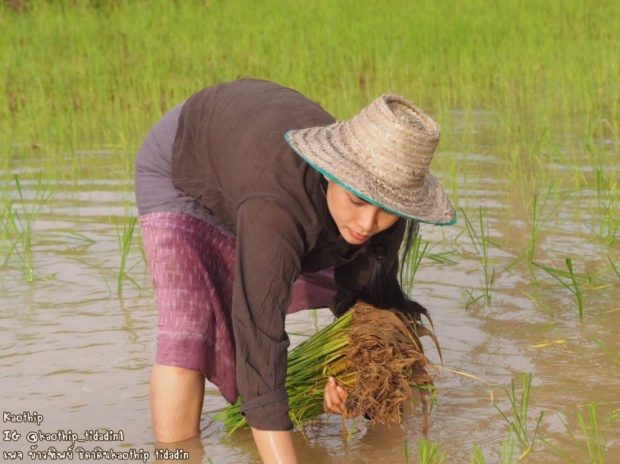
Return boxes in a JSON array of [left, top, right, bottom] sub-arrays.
[[336, 219, 429, 321]]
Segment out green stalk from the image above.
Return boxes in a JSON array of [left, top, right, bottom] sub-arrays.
[[494, 372, 543, 457], [417, 440, 445, 464], [401, 232, 429, 294], [217, 310, 354, 433], [528, 193, 540, 264], [576, 404, 607, 464], [115, 215, 139, 295], [461, 207, 495, 305], [609, 256, 620, 280], [533, 258, 585, 319], [500, 431, 517, 464], [565, 258, 584, 319], [594, 338, 620, 368], [470, 442, 485, 464], [1, 175, 52, 282]]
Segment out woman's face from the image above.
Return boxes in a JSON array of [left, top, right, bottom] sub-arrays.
[[325, 180, 400, 245]]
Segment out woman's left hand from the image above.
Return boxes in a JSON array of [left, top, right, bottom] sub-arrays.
[[323, 376, 348, 415]]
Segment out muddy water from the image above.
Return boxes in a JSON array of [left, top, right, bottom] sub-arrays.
[[1, 144, 618, 463]]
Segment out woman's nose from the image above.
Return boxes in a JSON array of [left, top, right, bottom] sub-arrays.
[[357, 208, 377, 232]]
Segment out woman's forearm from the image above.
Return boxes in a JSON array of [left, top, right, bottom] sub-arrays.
[[251, 428, 298, 464]]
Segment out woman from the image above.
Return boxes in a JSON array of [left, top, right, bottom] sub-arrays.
[[135, 78, 455, 463]]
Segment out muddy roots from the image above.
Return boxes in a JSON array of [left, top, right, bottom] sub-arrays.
[[343, 302, 439, 429]]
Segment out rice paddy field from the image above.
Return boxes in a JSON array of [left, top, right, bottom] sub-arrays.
[[1, 0, 619, 462]]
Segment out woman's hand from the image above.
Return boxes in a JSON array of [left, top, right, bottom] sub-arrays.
[[323, 376, 348, 415]]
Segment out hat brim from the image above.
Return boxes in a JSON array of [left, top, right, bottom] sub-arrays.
[[285, 128, 456, 226]]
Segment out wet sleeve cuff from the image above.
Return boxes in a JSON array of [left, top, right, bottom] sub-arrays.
[[240, 388, 293, 431]]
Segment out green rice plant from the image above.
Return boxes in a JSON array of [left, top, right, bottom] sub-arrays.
[[577, 404, 608, 464], [533, 258, 585, 319], [500, 431, 518, 464], [46, 229, 96, 247], [527, 193, 542, 264], [0, 175, 52, 282], [471, 431, 517, 464], [594, 338, 620, 368], [0, 200, 13, 263], [470, 442, 485, 463], [494, 372, 544, 460], [585, 171, 618, 247], [404, 437, 411, 463], [218, 311, 351, 433], [503, 184, 564, 272], [527, 184, 564, 264], [400, 229, 459, 295], [424, 249, 459, 267], [401, 232, 429, 294], [115, 214, 139, 295], [416, 440, 445, 464], [460, 207, 495, 306], [544, 403, 617, 463], [219, 304, 436, 434], [343, 416, 359, 443], [3, 0, 619, 187], [520, 289, 557, 315], [602, 201, 619, 245], [608, 256, 620, 280]]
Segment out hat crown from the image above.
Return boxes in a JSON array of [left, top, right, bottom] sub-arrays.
[[345, 95, 440, 189]]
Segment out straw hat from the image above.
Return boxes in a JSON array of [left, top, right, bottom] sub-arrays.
[[285, 94, 455, 225]]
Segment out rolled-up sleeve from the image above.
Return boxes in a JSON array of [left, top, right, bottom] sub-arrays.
[[232, 198, 306, 430]]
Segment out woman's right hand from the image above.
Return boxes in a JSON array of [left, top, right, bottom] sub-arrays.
[[323, 376, 349, 415]]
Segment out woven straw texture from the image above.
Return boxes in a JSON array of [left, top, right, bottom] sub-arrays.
[[286, 94, 455, 225]]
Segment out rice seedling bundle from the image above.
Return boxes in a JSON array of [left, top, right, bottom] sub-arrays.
[[220, 302, 439, 433]]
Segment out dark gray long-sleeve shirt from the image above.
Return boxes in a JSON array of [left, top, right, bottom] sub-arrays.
[[170, 78, 406, 430]]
